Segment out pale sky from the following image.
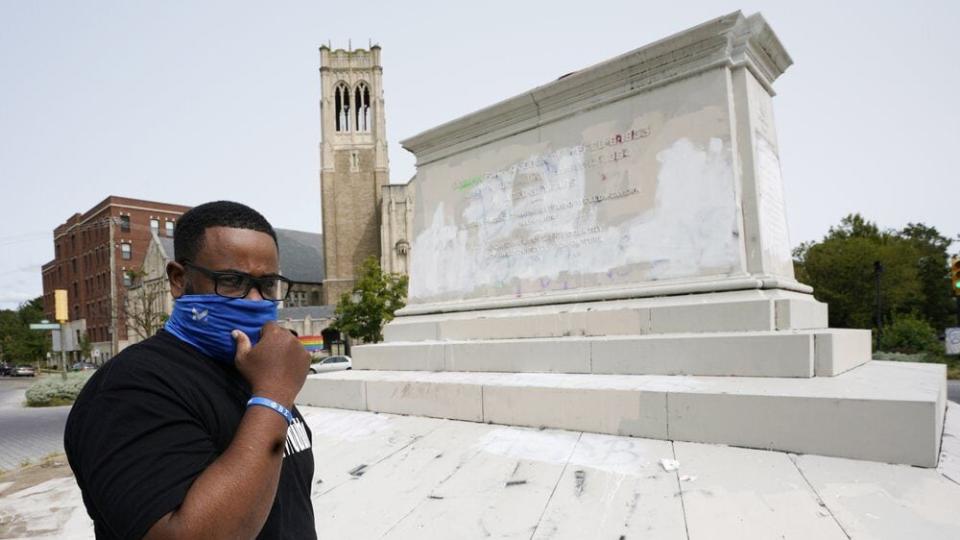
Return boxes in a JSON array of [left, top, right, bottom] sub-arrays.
[[1, 0, 957, 310]]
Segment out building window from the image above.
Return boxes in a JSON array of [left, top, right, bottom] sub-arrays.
[[354, 81, 371, 132], [121, 243, 131, 260], [150, 218, 159, 233], [123, 272, 132, 287], [120, 215, 130, 232], [334, 82, 351, 132], [165, 221, 174, 237]]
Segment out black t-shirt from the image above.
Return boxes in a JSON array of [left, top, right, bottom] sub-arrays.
[[64, 330, 316, 539]]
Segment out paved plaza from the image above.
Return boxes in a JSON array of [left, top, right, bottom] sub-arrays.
[[1, 402, 959, 539]]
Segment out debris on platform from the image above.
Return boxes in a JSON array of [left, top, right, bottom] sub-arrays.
[[659, 458, 680, 472]]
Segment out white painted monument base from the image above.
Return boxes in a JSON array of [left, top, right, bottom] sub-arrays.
[[299, 12, 947, 470], [298, 361, 946, 467], [365, 290, 869, 379], [355, 329, 869, 379]]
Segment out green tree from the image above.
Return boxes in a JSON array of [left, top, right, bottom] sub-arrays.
[[78, 334, 92, 362], [332, 257, 408, 344], [794, 214, 956, 334], [0, 297, 50, 364], [898, 223, 956, 329]]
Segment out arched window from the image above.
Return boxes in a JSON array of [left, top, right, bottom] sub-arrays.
[[334, 82, 350, 132], [354, 81, 371, 132]]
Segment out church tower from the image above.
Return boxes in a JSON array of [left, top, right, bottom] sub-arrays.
[[318, 44, 389, 304]]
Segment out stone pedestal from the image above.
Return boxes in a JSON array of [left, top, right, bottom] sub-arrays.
[[298, 11, 946, 467]]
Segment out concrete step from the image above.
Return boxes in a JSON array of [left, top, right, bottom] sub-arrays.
[[354, 328, 870, 378], [385, 289, 828, 342], [297, 361, 946, 467]]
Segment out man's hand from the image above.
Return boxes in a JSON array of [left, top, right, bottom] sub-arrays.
[[233, 322, 310, 409]]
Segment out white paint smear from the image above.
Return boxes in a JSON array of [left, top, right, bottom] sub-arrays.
[[410, 136, 740, 302], [477, 428, 674, 476], [301, 408, 394, 442], [0, 476, 93, 538], [754, 135, 792, 271], [475, 427, 580, 465]]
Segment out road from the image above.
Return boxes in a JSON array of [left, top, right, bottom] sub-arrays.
[[950, 380, 960, 406], [0, 377, 71, 471]]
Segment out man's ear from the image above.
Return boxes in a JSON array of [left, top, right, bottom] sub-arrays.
[[167, 261, 186, 298]]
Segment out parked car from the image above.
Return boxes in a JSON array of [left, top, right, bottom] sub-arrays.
[[71, 362, 98, 371], [12, 365, 36, 377], [0, 362, 12, 376], [309, 355, 352, 374]]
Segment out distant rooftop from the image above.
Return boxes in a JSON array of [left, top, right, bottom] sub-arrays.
[[276, 228, 324, 284], [158, 236, 175, 260], [150, 228, 324, 284]]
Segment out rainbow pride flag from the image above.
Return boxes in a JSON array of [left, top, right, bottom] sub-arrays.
[[299, 335, 324, 352]]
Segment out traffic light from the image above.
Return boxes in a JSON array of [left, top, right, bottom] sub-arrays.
[[952, 256, 960, 296]]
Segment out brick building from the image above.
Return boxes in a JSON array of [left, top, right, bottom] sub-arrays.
[[41, 196, 190, 359]]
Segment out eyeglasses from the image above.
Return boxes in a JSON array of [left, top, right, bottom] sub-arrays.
[[182, 261, 292, 301]]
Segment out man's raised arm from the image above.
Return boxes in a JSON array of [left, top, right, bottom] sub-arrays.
[[144, 323, 309, 540]]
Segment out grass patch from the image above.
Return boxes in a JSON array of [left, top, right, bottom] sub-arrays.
[[30, 396, 78, 407], [873, 351, 960, 379], [24, 371, 94, 407]]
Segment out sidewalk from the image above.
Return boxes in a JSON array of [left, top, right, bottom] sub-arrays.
[[2, 403, 959, 539]]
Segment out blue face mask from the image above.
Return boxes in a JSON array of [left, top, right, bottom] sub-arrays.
[[164, 294, 278, 364]]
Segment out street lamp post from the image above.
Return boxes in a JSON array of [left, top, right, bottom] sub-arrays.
[[874, 261, 884, 350]]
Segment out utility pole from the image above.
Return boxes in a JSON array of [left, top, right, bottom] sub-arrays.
[[109, 216, 119, 358], [55, 289, 68, 380], [951, 255, 960, 326], [874, 261, 884, 350]]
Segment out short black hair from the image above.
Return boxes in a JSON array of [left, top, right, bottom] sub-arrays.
[[173, 201, 278, 263]]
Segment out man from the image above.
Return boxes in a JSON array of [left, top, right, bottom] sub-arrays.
[[65, 201, 316, 539]]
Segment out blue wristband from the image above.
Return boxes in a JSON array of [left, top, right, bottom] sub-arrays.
[[247, 396, 294, 425]]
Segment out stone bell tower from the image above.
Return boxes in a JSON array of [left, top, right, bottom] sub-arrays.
[[318, 44, 390, 304]]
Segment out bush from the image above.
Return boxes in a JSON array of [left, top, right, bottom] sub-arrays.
[[877, 315, 940, 355], [872, 351, 928, 363], [25, 371, 94, 407]]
